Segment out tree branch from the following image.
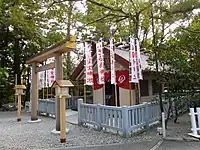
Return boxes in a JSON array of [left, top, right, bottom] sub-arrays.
[[87, 0, 127, 15], [85, 14, 128, 26]]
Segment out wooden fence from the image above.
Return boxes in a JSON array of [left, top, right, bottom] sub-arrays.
[[78, 99, 169, 137], [37, 96, 93, 117]]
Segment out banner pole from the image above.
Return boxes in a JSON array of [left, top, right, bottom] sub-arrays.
[[51, 86, 53, 98], [114, 84, 118, 106], [103, 40, 106, 106], [135, 38, 141, 104], [43, 88, 44, 99], [47, 86, 49, 99], [129, 37, 132, 106], [84, 41, 86, 103], [84, 84, 86, 103]]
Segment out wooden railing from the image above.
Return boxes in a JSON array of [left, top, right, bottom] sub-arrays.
[[78, 99, 170, 137]]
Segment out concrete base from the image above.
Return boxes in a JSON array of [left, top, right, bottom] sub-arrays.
[[188, 133, 200, 139], [27, 119, 42, 123], [51, 128, 70, 135]]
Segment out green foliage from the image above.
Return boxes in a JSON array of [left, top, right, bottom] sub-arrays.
[[0, 0, 82, 104]]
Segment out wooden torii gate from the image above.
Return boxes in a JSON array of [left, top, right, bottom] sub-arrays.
[[26, 37, 76, 131]]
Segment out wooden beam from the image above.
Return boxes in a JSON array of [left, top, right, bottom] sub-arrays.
[[26, 36, 76, 64], [36, 62, 55, 73]]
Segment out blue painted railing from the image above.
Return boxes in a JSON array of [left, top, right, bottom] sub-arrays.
[[38, 96, 93, 117], [78, 99, 170, 137]]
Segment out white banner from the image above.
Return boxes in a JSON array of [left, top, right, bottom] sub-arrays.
[[39, 71, 45, 89], [47, 58, 55, 87], [44, 58, 55, 87], [96, 42, 105, 84], [110, 37, 116, 84], [130, 38, 139, 83], [136, 38, 143, 80], [85, 42, 93, 85]]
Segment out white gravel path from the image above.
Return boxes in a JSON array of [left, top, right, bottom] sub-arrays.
[[0, 111, 160, 150]]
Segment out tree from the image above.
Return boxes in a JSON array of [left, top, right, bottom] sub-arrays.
[[0, 0, 83, 104]]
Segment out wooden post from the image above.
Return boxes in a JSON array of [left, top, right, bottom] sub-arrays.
[[31, 62, 39, 121], [47, 87, 49, 99], [114, 84, 118, 106], [43, 88, 44, 99], [129, 84, 132, 105], [84, 84, 86, 103], [60, 96, 66, 143], [55, 54, 63, 131], [135, 83, 139, 104], [15, 74, 17, 105], [103, 85, 105, 105], [17, 94, 22, 121]]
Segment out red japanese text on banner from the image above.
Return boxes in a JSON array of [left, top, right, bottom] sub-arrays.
[[96, 42, 105, 84], [110, 37, 116, 84], [130, 38, 139, 83], [46, 58, 55, 87], [85, 42, 93, 85], [136, 39, 143, 80]]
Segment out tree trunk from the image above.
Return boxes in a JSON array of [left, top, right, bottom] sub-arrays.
[[25, 67, 31, 102], [66, 1, 73, 79], [14, 38, 21, 85]]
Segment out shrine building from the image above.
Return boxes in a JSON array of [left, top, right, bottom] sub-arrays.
[[70, 42, 163, 106]]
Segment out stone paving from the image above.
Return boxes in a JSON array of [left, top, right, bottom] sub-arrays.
[[0, 111, 160, 150]]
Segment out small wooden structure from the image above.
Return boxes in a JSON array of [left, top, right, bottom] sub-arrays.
[[52, 80, 74, 143], [15, 85, 26, 121], [26, 36, 76, 131]]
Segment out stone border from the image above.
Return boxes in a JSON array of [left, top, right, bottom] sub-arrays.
[[27, 119, 42, 123], [51, 128, 70, 135]]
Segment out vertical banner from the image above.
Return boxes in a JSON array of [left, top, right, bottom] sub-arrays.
[[110, 37, 116, 84], [96, 41, 105, 84], [48, 58, 55, 86], [130, 38, 139, 83], [85, 42, 93, 85], [45, 58, 55, 87], [45, 69, 49, 87], [39, 71, 45, 89], [136, 38, 143, 80]]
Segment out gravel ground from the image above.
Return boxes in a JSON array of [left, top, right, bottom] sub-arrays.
[[0, 111, 160, 150], [157, 141, 200, 150], [166, 113, 191, 138]]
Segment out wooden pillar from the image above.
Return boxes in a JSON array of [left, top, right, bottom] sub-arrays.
[[17, 94, 22, 121], [60, 97, 66, 143], [31, 62, 38, 121], [55, 54, 63, 131]]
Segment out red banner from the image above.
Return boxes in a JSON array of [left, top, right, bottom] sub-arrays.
[[93, 70, 134, 90]]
